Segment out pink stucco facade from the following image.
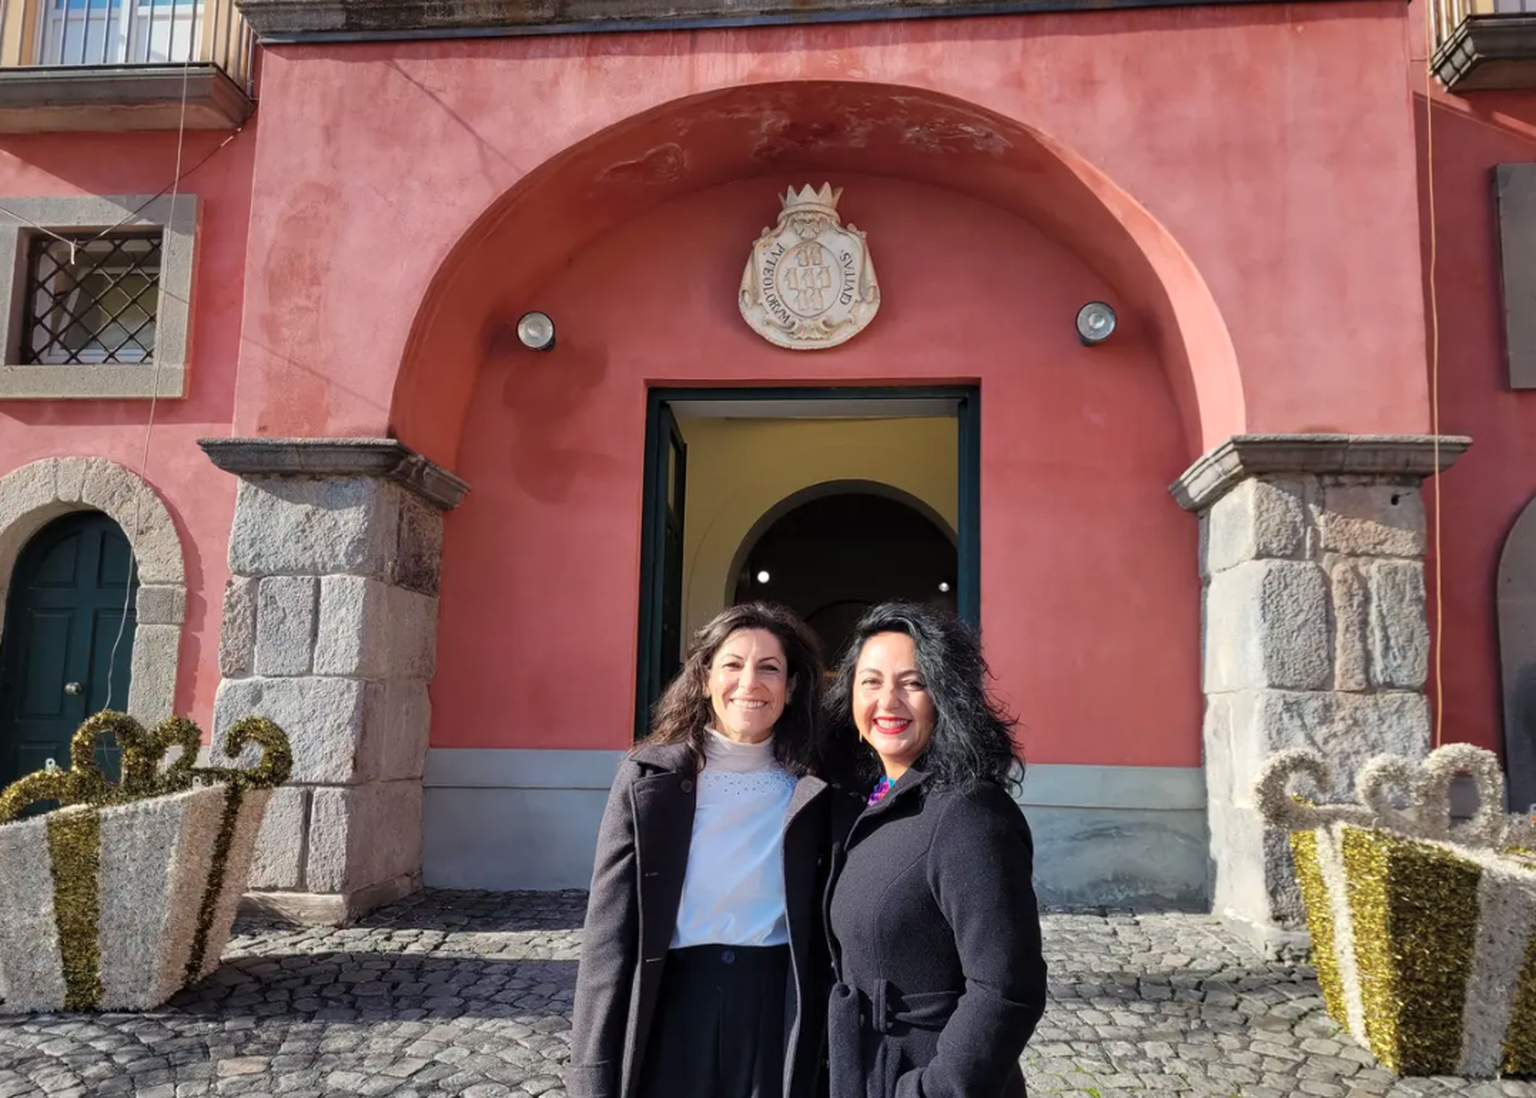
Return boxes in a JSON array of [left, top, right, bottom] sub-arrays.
[[0, 128, 256, 726], [4, 0, 1523, 825], [210, 5, 1428, 769]]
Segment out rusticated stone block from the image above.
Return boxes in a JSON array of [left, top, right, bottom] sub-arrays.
[[1203, 561, 1330, 692], [1330, 560, 1369, 691], [1369, 560, 1428, 688], [255, 576, 318, 678], [313, 576, 438, 680], [227, 478, 398, 579], [219, 577, 257, 677], [1225, 688, 1431, 803], [1205, 477, 1309, 574], [134, 584, 186, 626], [306, 781, 422, 893], [1317, 482, 1424, 558], [394, 493, 443, 596], [127, 623, 180, 724], [248, 786, 308, 891], [211, 676, 373, 785]]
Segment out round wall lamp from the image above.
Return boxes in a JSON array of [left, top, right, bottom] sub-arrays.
[[1075, 301, 1117, 346], [516, 311, 557, 352]]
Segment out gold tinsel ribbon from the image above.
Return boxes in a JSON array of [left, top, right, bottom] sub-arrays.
[[184, 783, 243, 983], [1291, 830, 1348, 1026], [1341, 827, 1479, 1075], [1508, 931, 1536, 1075], [45, 808, 101, 1011]]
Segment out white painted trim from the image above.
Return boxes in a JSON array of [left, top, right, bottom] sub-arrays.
[[420, 751, 1211, 905], [1019, 763, 1205, 811], [422, 749, 1204, 809], [424, 748, 625, 790]]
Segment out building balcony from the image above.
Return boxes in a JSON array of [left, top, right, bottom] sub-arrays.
[[1433, 0, 1536, 91], [0, 0, 254, 132]]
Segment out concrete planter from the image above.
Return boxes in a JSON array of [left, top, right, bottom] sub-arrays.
[[1258, 744, 1536, 1077], [0, 711, 290, 1013]]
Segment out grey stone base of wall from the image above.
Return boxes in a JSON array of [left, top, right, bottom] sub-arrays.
[[239, 873, 421, 926], [422, 749, 1211, 909], [1217, 906, 1312, 960]]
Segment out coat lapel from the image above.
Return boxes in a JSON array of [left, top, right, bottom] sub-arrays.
[[624, 744, 696, 1098], [785, 772, 827, 829], [630, 747, 695, 964]]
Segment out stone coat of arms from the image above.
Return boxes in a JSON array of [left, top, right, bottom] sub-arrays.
[[739, 183, 880, 350]]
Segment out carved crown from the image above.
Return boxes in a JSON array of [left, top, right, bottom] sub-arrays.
[[780, 183, 843, 216]]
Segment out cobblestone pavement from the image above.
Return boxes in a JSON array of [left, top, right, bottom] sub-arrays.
[[0, 891, 1531, 1098]]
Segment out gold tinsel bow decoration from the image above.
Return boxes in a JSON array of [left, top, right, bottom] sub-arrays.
[[1255, 741, 1536, 853], [0, 711, 292, 824]]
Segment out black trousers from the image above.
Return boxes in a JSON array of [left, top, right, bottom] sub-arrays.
[[636, 944, 790, 1098]]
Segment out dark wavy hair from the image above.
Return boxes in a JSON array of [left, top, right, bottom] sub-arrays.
[[822, 601, 1021, 792], [637, 601, 824, 777]]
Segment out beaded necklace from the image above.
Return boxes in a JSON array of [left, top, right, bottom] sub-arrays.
[[868, 774, 894, 806]]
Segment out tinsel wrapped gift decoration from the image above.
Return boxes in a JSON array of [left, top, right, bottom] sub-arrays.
[[0, 711, 291, 1013], [1256, 743, 1536, 1077]]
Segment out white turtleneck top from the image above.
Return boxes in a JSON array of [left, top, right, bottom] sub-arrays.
[[670, 729, 797, 949]]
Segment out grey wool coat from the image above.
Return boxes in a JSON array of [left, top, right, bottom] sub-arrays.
[[566, 741, 847, 1098], [825, 770, 1047, 1098]]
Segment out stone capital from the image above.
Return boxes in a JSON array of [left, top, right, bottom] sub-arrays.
[[198, 437, 469, 511], [1170, 434, 1472, 513]]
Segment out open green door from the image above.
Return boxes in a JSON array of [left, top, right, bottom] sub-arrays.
[[635, 399, 687, 738]]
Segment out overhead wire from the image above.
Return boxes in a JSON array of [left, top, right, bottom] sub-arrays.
[[1425, 0, 1445, 749], [103, 21, 199, 713]]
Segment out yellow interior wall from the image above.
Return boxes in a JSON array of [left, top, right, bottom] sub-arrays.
[[676, 416, 958, 640]]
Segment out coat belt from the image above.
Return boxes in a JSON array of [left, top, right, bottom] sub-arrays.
[[828, 980, 961, 1097]]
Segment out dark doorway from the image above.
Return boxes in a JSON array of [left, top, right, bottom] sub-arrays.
[[733, 491, 957, 660], [635, 386, 978, 739], [0, 511, 137, 789]]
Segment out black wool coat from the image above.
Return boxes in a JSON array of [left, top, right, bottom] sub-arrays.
[[825, 770, 1047, 1098], [566, 741, 847, 1098]]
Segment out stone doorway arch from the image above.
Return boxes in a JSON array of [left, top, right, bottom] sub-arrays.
[[0, 457, 186, 724], [730, 483, 958, 659]]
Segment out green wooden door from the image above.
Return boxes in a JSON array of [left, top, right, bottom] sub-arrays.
[[635, 401, 687, 737], [0, 511, 138, 788]]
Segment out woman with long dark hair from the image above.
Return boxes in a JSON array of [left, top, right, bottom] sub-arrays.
[[567, 601, 842, 1098], [822, 601, 1047, 1098]]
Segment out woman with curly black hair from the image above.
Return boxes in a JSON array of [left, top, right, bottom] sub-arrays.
[[822, 601, 1047, 1098], [568, 601, 844, 1098]]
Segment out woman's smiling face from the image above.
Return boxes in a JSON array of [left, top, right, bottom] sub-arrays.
[[706, 628, 791, 744], [852, 631, 936, 779]]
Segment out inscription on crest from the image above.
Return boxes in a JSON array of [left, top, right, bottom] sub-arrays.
[[739, 183, 880, 350]]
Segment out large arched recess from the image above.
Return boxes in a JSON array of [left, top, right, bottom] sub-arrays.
[[390, 81, 1243, 468]]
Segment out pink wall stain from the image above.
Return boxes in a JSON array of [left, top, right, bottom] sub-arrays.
[[0, 127, 258, 729], [435, 177, 1201, 767]]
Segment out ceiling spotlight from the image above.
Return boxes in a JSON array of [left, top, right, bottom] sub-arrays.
[[516, 311, 556, 352], [756, 570, 771, 584], [1075, 301, 1117, 346], [938, 581, 951, 593]]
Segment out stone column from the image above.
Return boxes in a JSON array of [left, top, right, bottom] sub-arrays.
[[199, 439, 469, 924], [1171, 434, 1470, 953]]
